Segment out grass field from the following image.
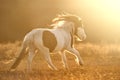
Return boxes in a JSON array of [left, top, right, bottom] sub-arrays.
[[0, 41, 120, 80]]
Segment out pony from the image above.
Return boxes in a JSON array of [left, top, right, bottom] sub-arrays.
[[10, 14, 87, 71]]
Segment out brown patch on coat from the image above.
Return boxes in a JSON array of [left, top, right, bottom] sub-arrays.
[[42, 31, 57, 52]]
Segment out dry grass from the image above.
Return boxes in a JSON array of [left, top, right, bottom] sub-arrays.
[[0, 41, 120, 80]]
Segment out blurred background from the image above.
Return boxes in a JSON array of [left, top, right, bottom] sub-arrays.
[[0, 0, 120, 43]]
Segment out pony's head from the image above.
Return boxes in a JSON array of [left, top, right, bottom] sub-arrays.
[[52, 14, 86, 41]]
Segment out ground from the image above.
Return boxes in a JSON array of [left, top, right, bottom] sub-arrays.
[[0, 41, 120, 80]]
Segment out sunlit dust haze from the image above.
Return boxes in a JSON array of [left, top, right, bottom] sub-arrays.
[[0, 0, 120, 43], [62, 0, 120, 43], [0, 1, 120, 80]]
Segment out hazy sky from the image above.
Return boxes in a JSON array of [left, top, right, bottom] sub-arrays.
[[0, 0, 120, 42], [61, 0, 120, 42]]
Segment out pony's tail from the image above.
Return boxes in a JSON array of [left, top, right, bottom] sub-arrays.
[[10, 41, 27, 71]]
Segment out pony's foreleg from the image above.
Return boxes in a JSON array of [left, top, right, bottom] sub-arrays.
[[27, 48, 36, 72], [59, 51, 69, 69], [67, 48, 84, 66]]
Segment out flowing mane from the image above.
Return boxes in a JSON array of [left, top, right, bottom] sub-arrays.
[[51, 14, 83, 28]]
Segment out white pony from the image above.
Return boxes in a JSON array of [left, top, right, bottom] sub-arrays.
[[10, 14, 86, 71]]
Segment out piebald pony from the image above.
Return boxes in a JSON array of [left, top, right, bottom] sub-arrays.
[[10, 14, 87, 71]]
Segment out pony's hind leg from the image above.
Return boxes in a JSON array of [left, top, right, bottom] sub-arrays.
[[67, 48, 84, 66], [27, 47, 36, 72], [39, 48, 57, 70], [59, 51, 69, 69], [38, 47, 57, 70]]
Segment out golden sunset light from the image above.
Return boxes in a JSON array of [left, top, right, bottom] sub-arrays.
[[63, 0, 120, 42], [0, 0, 120, 80]]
